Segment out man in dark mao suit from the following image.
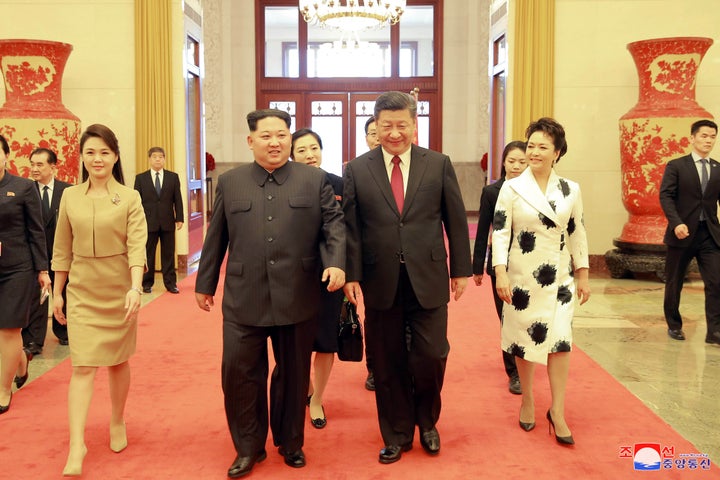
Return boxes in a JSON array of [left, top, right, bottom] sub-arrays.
[[660, 119, 720, 344], [195, 109, 345, 478], [133, 147, 184, 294], [343, 91, 472, 464], [22, 148, 71, 353]]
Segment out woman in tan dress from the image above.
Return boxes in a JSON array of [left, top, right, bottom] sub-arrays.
[[52, 124, 147, 476]]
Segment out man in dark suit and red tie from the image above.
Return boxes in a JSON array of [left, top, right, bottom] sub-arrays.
[[660, 119, 720, 344], [194, 109, 345, 478], [22, 148, 71, 354], [134, 147, 184, 294], [343, 91, 472, 464]]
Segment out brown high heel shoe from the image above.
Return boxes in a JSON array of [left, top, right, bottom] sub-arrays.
[[546, 410, 574, 445]]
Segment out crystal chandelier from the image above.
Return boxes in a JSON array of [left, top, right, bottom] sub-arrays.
[[299, 0, 406, 32]]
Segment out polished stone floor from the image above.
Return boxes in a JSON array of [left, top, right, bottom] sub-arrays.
[[12, 270, 720, 464]]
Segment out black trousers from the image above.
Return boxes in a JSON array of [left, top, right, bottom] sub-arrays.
[[22, 269, 68, 346], [143, 229, 177, 289], [490, 274, 518, 379], [664, 222, 720, 336], [365, 265, 448, 446], [221, 318, 316, 456]]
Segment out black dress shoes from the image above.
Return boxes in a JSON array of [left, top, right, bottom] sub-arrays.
[[278, 447, 306, 468], [58, 338, 69, 346], [227, 450, 266, 478], [142, 287, 152, 294], [24, 342, 42, 355], [379, 443, 412, 464], [706, 331, 720, 345], [365, 371, 375, 391], [167, 286, 180, 294], [667, 329, 685, 341], [420, 428, 440, 455], [508, 375, 522, 395]]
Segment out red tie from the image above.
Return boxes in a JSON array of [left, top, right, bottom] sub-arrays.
[[391, 156, 404, 213]]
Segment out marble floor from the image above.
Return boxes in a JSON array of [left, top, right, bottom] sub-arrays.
[[12, 270, 720, 465]]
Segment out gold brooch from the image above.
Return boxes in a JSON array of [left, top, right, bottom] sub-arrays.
[[111, 193, 121, 205]]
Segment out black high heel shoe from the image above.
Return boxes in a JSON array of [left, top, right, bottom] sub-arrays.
[[0, 392, 12, 414], [519, 420, 535, 432], [310, 406, 327, 429], [14, 348, 33, 389], [546, 410, 574, 445]]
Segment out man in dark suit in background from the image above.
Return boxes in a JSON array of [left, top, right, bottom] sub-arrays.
[[660, 119, 720, 344], [194, 109, 345, 478], [22, 148, 71, 354], [343, 91, 472, 464], [134, 147, 184, 294]]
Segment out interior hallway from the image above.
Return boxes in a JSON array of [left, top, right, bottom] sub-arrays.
[[20, 268, 720, 465]]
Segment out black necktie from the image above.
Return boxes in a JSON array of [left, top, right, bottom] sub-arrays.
[[155, 172, 161, 196], [42, 185, 50, 220], [701, 159, 709, 193]]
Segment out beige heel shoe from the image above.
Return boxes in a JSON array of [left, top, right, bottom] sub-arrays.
[[110, 422, 128, 453], [62, 444, 87, 476]]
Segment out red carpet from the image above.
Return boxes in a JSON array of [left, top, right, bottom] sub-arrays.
[[0, 273, 714, 479]]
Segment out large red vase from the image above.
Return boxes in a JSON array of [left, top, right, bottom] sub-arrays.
[[618, 36, 713, 245], [0, 39, 80, 183]]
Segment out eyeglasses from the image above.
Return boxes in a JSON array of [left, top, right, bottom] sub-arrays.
[[366, 132, 377, 138]]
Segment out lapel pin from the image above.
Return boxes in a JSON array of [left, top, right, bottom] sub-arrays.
[[111, 193, 121, 205]]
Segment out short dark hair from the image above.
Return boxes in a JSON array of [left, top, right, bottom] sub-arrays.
[[30, 147, 58, 165], [500, 140, 527, 177], [364, 116, 376, 135], [148, 146, 165, 157], [291, 128, 323, 159], [0, 134, 9, 156], [80, 124, 125, 184], [374, 91, 417, 119], [691, 119, 718, 136], [247, 109, 291, 131], [525, 117, 568, 163]]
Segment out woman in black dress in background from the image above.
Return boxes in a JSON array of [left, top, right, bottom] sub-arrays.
[[291, 128, 344, 429], [0, 133, 51, 414]]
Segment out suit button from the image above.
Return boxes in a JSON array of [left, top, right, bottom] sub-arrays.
[[267, 237, 273, 242], [269, 260, 276, 265], [399, 222, 404, 227], [267, 216, 273, 221], [267, 194, 273, 200]]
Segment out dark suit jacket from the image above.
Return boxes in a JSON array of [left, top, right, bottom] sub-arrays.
[[472, 178, 504, 276], [37, 179, 71, 259], [660, 154, 720, 248], [0, 173, 48, 273], [343, 144, 472, 310], [195, 161, 345, 327], [134, 169, 184, 232]]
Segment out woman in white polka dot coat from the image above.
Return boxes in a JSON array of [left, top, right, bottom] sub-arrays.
[[492, 118, 590, 446]]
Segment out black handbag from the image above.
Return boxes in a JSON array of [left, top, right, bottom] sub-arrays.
[[337, 299, 363, 362]]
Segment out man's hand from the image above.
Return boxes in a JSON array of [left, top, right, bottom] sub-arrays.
[[343, 281, 363, 306], [322, 267, 346, 292], [451, 277, 468, 301], [176, 222, 183, 231], [674, 223, 689, 240], [473, 274, 484, 286], [195, 293, 214, 311]]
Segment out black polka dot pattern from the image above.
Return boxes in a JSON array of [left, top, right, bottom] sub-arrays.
[[533, 263, 557, 287], [518, 230, 536, 254], [549, 200, 557, 212], [552, 340, 572, 353], [539, 213, 556, 229], [511, 287, 531, 311], [509, 343, 526, 359], [493, 210, 507, 231], [528, 321, 548, 344], [568, 217, 576, 235], [558, 179, 571, 197], [557, 285, 572, 304]]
